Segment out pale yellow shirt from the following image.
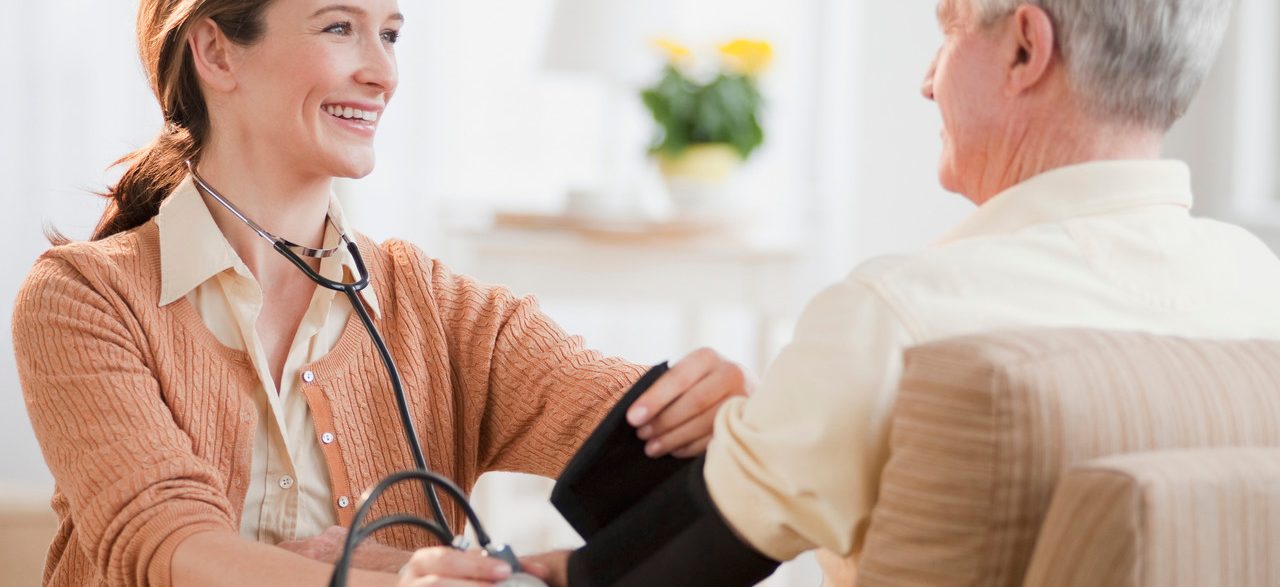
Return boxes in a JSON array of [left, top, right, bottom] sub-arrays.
[[155, 177, 381, 544], [705, 160, 1280, 562]]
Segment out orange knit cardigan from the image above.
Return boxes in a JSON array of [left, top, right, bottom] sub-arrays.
[[12, 221, 643, 587]]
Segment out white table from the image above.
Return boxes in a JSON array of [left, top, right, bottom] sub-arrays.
[[441, 218, 808, 372]]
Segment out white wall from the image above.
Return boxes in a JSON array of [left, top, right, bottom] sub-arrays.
[[0, 1, 157, 489], [1165, 0, 1280, 248], [845, 2, 973, 264]]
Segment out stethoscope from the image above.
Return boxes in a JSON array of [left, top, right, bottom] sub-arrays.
[[186, 162, 546, 587]]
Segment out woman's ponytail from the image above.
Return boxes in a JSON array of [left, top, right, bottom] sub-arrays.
[[85, 0, 272, 241], [92, 124, 201, 240]]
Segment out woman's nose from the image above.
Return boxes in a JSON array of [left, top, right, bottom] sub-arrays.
[[356, 41, 398, 95]]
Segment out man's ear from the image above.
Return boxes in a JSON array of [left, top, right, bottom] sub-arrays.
[[1006, 4, 1056, 95], [187, 18, 238, 93]]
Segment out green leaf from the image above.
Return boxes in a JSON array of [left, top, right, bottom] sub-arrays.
[[640, 66, 766, 158]]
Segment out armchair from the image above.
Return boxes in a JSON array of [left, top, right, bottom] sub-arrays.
[[856, 329, 1280, 586]]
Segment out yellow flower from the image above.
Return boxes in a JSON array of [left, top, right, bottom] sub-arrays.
[[652, 38, 693, 66], [719, 39, 773, 76]]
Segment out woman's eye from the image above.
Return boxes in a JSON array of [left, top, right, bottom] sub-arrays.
[[381, 29, 400, 44], [323, 22, 353, 36]]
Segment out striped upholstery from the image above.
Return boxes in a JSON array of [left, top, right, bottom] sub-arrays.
[[856, 330, 1280, 587], [1024, 448, 1280, 587]]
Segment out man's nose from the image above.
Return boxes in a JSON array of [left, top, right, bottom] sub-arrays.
[[921, 60, 937, 101]]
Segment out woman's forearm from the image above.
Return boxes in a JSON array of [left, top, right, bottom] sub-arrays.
[[172, 531, 398, 587]]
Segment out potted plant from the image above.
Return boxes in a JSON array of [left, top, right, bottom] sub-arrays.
[[642, 38, 772, 217]]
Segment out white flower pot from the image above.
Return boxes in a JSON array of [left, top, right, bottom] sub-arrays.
[[657, 144, 743, 219]]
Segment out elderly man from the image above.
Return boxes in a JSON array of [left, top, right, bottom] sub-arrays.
[[525, 0, 1280, 584]]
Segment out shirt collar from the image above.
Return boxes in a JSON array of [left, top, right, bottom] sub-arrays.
[[156, 176, 381, 318], [937, 159, 1194, 245]]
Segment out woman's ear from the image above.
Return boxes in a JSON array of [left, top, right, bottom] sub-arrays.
[[1006, 4, 1056, 95], [187, 18, 238, 93]]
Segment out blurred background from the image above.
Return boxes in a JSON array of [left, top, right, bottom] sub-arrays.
[[0, 1, 1276, 585]]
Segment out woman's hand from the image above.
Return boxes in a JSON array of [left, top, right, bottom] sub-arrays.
[[397, 547, 520, 586], [627, 347, 754, 458], [278, 525, 410, 574]]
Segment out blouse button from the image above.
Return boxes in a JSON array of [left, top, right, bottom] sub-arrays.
[[302, 370, 316, 383], [279, 475, 295, 490], [337, 496, 351, 508]]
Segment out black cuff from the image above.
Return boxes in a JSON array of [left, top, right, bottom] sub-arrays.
[[568, 457, 780, 587], [552, 363, 688, 538]]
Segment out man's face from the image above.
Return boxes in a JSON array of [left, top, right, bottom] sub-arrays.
[[922, 0, 1009, 199]]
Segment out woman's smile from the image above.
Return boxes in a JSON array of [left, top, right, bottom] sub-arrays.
[[321, 102, 382, 137]]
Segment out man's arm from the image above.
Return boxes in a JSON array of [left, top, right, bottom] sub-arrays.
[[702, 276, 916, 560], [564, 276, 917, 584]]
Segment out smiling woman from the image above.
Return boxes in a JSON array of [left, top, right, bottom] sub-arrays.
[[10, 1, 750, 586]]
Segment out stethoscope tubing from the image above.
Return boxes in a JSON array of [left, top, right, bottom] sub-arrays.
[[273, 239, 455, 540], [186, 162, 467, 543], [185, 164, 532, 586]]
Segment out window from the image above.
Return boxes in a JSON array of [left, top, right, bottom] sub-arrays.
[[1232, 0, 1280, 213], [1165, 0, 1280, 247]]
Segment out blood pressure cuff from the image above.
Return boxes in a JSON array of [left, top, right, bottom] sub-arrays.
[[565, 456, 780, 586], [552, 362, 690, 538], [551, 363, 779, 585]]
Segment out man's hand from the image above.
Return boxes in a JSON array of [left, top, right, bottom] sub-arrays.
[[627, 347, 754, 458], [277, 525, 410, 574], [397, 546, 519, 586], [520, 550, 570, 587]]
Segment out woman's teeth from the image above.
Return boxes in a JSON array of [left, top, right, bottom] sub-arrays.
[[324, 105, 378, 122]]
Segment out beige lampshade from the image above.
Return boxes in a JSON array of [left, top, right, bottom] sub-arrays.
[[542, 0, 676, 85]]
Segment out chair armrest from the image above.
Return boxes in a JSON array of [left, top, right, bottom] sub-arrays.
[[1024, 448, 1280, 587]]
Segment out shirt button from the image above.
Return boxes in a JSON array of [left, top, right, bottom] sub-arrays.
[[321, 432, 335, 444], [337, 496, 351, 508], [302, 370, 316, 383], [279, 475, 295, 490]]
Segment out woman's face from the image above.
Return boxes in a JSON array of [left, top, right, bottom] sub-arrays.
[[222, 0, 402, 180]]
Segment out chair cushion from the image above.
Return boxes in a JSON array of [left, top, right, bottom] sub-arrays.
[[856, 329, 1280, 587], [1024, 448, 1280, 587]]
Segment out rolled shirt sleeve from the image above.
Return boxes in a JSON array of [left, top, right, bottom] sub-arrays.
[[703, 274, 917, 561]]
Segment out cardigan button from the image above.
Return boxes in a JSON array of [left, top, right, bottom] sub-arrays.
[[321, 432, 335, 444], [302, 370, 316, 383], [337, 496, 351, 508]]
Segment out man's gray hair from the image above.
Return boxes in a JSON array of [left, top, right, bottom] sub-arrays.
[[971, 0, 1235, 129]]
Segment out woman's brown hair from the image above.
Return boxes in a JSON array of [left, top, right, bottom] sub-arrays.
[[90, 0, 274, 241]]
